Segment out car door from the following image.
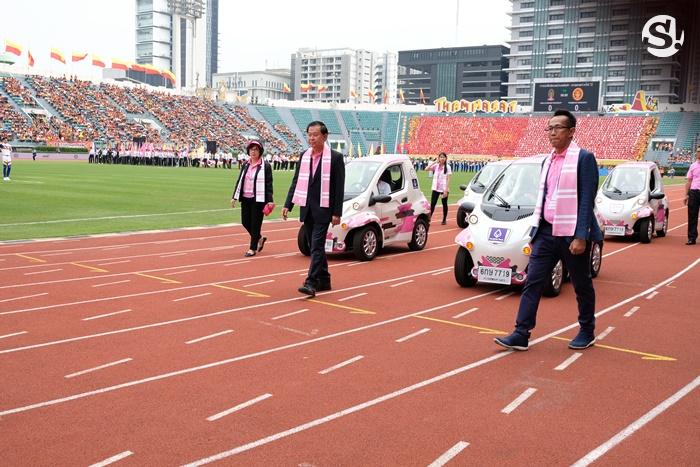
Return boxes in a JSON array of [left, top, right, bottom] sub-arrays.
[[376, 164, 406, 242]]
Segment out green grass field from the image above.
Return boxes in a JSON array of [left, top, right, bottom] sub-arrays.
[[0, 161, 687, 241]]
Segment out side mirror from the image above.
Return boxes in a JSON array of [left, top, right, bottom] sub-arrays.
[[459, 184, 467, 191], [461, 201, 476, 213], [649, 192, 665, 200], [370, 194, 391, 206]]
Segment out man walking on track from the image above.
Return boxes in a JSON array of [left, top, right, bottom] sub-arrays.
[[495, 109, 602, 352], [282, 121, 345, 297]]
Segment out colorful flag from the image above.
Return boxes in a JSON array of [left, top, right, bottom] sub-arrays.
[[131, 63, 147, 73], [357, 142, 363, 157], [71, 52, 88, 62], [111, 58, 129, 70], [368, 143, 375, 156], [398, 89, 405, 103], [383, 90, 388, 104], [419, 89, 426, 104], [144, 63, 160, 75], [92, 54, 105, 67], [300, 83, 311, 92], [316, 85, 327, 93], [368, 90, 376, 102], [348, 141, 354, 157], [161, 70, 176, 84], [50, 48, 66, 64], [5, 40, 22, 56], [282, 83, 291, 93], [28, 50, 35, 67], [350, 89, 357, 98]]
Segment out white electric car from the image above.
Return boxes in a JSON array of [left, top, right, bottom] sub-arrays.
[[297, 154, 432, 261], [455, 160, 511, 228]]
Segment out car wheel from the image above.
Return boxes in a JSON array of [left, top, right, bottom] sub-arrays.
[[297, 224, 310, 256], [353, 226, 378, 261], [456, 206, 468, 229], [454, 247, 477, 287], [639, 217, 653, 244], [543, 259, 563, 297], [408, 218, 429, 251], [656, 210, 668, 237], [590, 241, 603, 279]]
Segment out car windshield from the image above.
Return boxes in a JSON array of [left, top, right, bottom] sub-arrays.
[[602, 167, 647, 199], [482, 163, 540, 221], [470, 163, 506, 194], [344, 160, 383, 201]]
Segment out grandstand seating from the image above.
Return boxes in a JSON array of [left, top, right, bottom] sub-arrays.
[[317, 109, 342, 134], [290, 108, 314, 134], [0, 77, 39, 108], [655, 112, 683, 136], [678, 113, 700, 150]]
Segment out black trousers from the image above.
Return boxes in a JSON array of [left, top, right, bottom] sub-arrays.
[[240, 197, 265, 250], [688, 189, 700, 242], [430, 190, 448, 221], [303, 211, 331, 288], [515, 221, 595, 337]]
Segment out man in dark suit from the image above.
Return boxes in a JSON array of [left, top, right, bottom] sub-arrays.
[[282, 121, 345, 297], [495, 109, 602, 351]]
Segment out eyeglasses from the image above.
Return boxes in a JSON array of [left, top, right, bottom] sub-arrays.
[[545, 125, 571, 132]]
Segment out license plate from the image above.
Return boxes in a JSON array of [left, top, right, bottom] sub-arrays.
[[325, 239, 334, 252], [478, 266, 512, 285], [604, 225, 626, 236]]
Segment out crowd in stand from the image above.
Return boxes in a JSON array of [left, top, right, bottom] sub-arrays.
[[668, 148, 697, 164], [1, 77, 39, 107]]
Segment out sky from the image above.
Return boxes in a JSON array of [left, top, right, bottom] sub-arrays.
[[1, 0, 511, 73]]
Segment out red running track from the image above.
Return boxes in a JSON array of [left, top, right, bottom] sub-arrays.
[[0, 184, 698, 466]]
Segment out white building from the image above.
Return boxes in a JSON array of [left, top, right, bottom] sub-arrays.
[[212, 69, 291, 103], [135, 0, 218, 89], [290, 48, 398, 104]]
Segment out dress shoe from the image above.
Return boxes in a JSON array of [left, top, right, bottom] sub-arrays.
[[494, 331, 529, 351], [298, 284, 316, 297], [686, 240, 696, 245], [244, 250, 256, 257]]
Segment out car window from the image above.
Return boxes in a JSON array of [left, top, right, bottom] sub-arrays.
[[344, 161, 382, 201], [486, 164, 540, 208], [603, 167, 647, 199], [470, 163, 505, 193], [388, 164, 404, 193]]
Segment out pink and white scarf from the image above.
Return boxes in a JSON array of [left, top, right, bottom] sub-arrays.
[[234, 160, 266, 202], [532, 142, 580, 236], [292, 143, 331, 208]]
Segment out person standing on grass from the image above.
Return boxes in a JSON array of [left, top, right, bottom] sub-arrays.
[[684, 147, 700, 245], [426, 152, 451, 225], [2, 142, 12, 181], [282, 121, 345, 297], [231, 140, 274, 257], [495, 109, 601, 352]]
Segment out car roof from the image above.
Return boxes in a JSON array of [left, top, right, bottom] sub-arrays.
[[510, 155, 548, 165], [614, 161, 657, 170], [349, 154, 410, 164]]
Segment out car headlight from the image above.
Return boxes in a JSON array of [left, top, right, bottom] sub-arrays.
[[636, 198, 645, 206], [468, 214, 478, 225], [522, 245, 532, 256], [341, 223, 348, 230], [631, 212, 638, 220], [466, 241, 474, 251]]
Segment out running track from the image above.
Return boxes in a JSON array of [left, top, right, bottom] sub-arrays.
[[0, 184, 698, 466]]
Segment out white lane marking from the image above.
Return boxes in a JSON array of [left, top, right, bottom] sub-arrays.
[[501, 387, 538, 414], [666, 281, 674, 287], [243, 280, 275, 288], [42, 252, 73, 257], [495, 291, 515, 301], [431, 268, 451, 276], [338, 293, 367, 302], [390, 280, 414, 288], [92, 280, 131, 288], [318, 355, 364, 375], [624, 306, 640, 318], [452, 307, 478, 319], [88, 450, 134, 467], [186, 330, 234, 345], [597, 326, 615, 341], [209, 246, 233, 251], [346, 261, 368, 267], [206, 394, 273, 422], [164, 269, 197, 276], [24, 268, 62, 276], [64, 358, 132, 379], [0, 208, 232, 227], [6, 257, 697, 418], [602, 243, 640, 258], [0, 292, 47, 303], [101, 246, 130, 251], [224, 260, 251, 266], [97, 260, 131, 266], [572, 376, 700, 467], [160, 252, 187, 258], [395, 328, 430, 343], [0, 331, 27, 340], [82, 309, 132, 321], [271, 309, 308, 320], [646, 291, 659, 300], [173, 293, 212, 302], [271, 252, 297, 259], [554, 353, 583, 371], [427, 441, 470, 467]]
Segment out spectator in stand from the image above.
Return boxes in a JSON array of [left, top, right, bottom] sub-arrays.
[[426, 152, 452, 225], [684, 147, 700, 245], [231, 140, 274, 256]]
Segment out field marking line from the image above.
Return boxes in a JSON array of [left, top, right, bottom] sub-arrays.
[[92, 280, 131, 288], [134, 272, 181, 284], [88, 451, 133, 467], [0, 331, 27, 340], [0, 208, 232, 227], [390, 280, 414, 288], [173, 293, 212, 302], [416, 315, 506, 335], [186, 330, 234, 345], [82, 309, 132, 321], [338, 293, 367, 302], [318, 355, 364, 375], [206, 394, 272, 422], [15, 253, 46, 263], [571, 375, 700, 467], [597, 326, 615, 341], [452, 307, 478, 319], [24, 268, 62, 276], [501, 387, 538, 414], [0, 292, 48, 303], [212, 283, 269, 298], [624, 306, 640, 317], [64, 358, 132, 379], [554, 353, 583, 371], [427, 441, 470, 467], [308, 299, 376, 315], [271, 309, 308, 320], [395, 328, 431, 343], [71, 262, 108, 273]]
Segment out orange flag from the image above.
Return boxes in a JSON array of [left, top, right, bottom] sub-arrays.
[[419, 89, 426, 104], [71, 52, 88, 62], [28, 50, 35, 67], [282, 83, 291, 93], [5, 40, 22, 56], [92, 54, 105, 67], [50, 48, 66, 64]]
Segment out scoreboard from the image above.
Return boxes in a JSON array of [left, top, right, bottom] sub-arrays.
[[533, 81, 601, 112]]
